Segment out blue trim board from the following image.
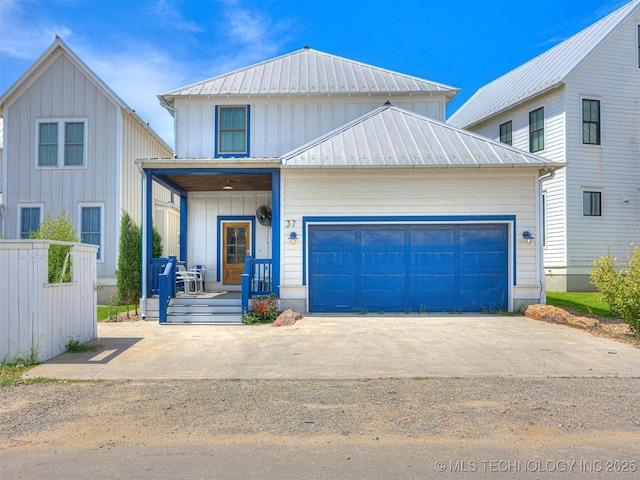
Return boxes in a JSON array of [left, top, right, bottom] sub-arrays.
[[180, 195, 188, 262], [145, 174, 154, 297], [216, 216, 256, 283], [301, 215, 517, 287], [270, 170, 281, 297], [144, 167, 279, 176]]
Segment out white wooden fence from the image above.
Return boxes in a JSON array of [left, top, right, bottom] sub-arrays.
[[0, 240, 98, 363]]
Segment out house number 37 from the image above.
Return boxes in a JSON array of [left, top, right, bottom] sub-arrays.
[[285, 220, 296, 227]]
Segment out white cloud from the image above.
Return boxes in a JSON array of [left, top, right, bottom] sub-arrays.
[[0, 0, 72, 59], [149, 0, 203, 33]]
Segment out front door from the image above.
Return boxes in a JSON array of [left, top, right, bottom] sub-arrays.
[[223, 222, 251, 284]]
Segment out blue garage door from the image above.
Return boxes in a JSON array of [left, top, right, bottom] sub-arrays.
[[308, 224, 508, 313]]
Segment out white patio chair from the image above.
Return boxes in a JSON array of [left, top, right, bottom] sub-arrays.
[[176, 264, 204, 294]]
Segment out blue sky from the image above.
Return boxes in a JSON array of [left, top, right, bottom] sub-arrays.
[[0, 0, 630, 147]]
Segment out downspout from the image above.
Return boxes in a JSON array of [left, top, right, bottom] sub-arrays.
[[137, 162, 148, 319], [538, 168, 556, 304], [0, 203, 5, 239]]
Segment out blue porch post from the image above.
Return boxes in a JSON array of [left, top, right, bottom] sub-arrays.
[[271, 169, 280, 296], [180, 194, 188, 263], [145, 172, 154, 297]]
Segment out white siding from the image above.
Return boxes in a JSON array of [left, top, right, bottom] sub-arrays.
[[563, 18, 640, 270], [281, 167, 543, 309], [173, 95, 447, 158], [466, 87, 568, 270], [187, 192, 271, 284]]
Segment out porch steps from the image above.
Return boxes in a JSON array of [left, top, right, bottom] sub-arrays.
[[165, 296, 243, 324]]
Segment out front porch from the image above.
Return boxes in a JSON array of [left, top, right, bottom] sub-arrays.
[[137, 159, 281, 323]]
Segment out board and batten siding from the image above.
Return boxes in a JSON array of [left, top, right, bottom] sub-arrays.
[[563, 17, 640, 272], [173, 95, 446, 159], [3, 51, 120, 279], [187, 192, 272, 283], [465, 87, 568, 270], [280, 167, 543, 310]]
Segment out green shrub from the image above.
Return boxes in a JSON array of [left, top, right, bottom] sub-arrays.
[[591, 245, 640, 336], [242, 294, 279, 324], [152, 222, 163, 258], [117, 211, 141, 318], [31, 208, 79, 283]]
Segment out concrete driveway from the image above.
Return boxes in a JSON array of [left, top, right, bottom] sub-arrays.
[[25, 315, 640, 380]]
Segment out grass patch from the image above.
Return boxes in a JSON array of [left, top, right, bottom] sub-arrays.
[[0, 363, 51, 387], [98, 305, 131, 322], [546, 291, 614, 318], [65, 339, 99, 353]]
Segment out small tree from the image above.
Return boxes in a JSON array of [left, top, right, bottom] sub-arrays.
[[117, 211, 141, 318], [591, 245, 640, 337], [152, 222, 163, 258], [31, 208, 79, 283]]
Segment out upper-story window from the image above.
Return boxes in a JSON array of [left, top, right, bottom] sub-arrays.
[[37, 119, 86, 167], [582, 99, 601, 145], [583, 191, 602, 217], [217, 106, 249, 156], [499, 121, 512, 145], [529, 107, 544, 152]]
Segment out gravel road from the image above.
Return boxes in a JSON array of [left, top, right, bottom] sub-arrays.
[[2, 377, 639, 448]]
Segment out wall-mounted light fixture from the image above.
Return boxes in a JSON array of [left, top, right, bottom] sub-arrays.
[[223, 181, 233, 190], [522, 231, 535, 244], [288, 232, 298, 245]]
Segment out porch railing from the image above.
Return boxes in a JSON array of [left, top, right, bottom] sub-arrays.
[[149, 257, 170, 296], [241, 256, 273, 313], [158, 256, 177, 324]]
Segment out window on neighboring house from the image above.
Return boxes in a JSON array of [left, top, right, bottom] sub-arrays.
[[64, 122, 85, 165], [38, 123, 58, 166], [582, 99, 600, 145], [529, 107, 544, 152], [583, 191, 602, 216], [37, 119, 86, 167], [217, 106, 248, 155], [499, 121, 512, 145], [81, 206, 102, 259], [20, 206, 41, 239]]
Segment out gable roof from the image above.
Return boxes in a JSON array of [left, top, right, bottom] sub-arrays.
[[159, 47, 459, 104], [0, 37, 171, 152], [448, 0, 640, 129], [281, 103, 563, 168]]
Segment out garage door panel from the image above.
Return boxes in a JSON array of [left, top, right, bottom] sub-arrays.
[[410, 251, 455, 270], [308, 223, 508, 313], [361, 228, 405, 246], [362, 251, 405, 271], [410, 226, 455, 245]]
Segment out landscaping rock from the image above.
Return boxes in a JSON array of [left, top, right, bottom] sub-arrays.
[[521, 304, 599, 330], [272, 309, 302, 327]]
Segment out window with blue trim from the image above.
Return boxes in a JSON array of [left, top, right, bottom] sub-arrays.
[[81, 206, 102, 259], [218, 106, 248, 155], [20, 207, 41, 238]]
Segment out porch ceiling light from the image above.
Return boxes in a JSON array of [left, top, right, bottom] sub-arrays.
[[522, 231, 535, 244], [223, 181, 233, 190]]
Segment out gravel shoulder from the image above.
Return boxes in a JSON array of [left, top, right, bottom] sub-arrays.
[[2, 378, 639, 450]]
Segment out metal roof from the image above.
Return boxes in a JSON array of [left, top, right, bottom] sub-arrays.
[[281, 103, 563, 168], [160, 47, 459, 101], [448, 0, 640, 129]]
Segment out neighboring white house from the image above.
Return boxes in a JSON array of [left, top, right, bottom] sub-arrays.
[[449, 0, 640, 292], [140, 47, 563, 316], [0, 37, 179, 302]]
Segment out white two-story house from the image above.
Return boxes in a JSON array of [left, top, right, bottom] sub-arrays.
[[0, 37, 179, 302], [449, 0, 640, 292], [140, 46, 564, 319]]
